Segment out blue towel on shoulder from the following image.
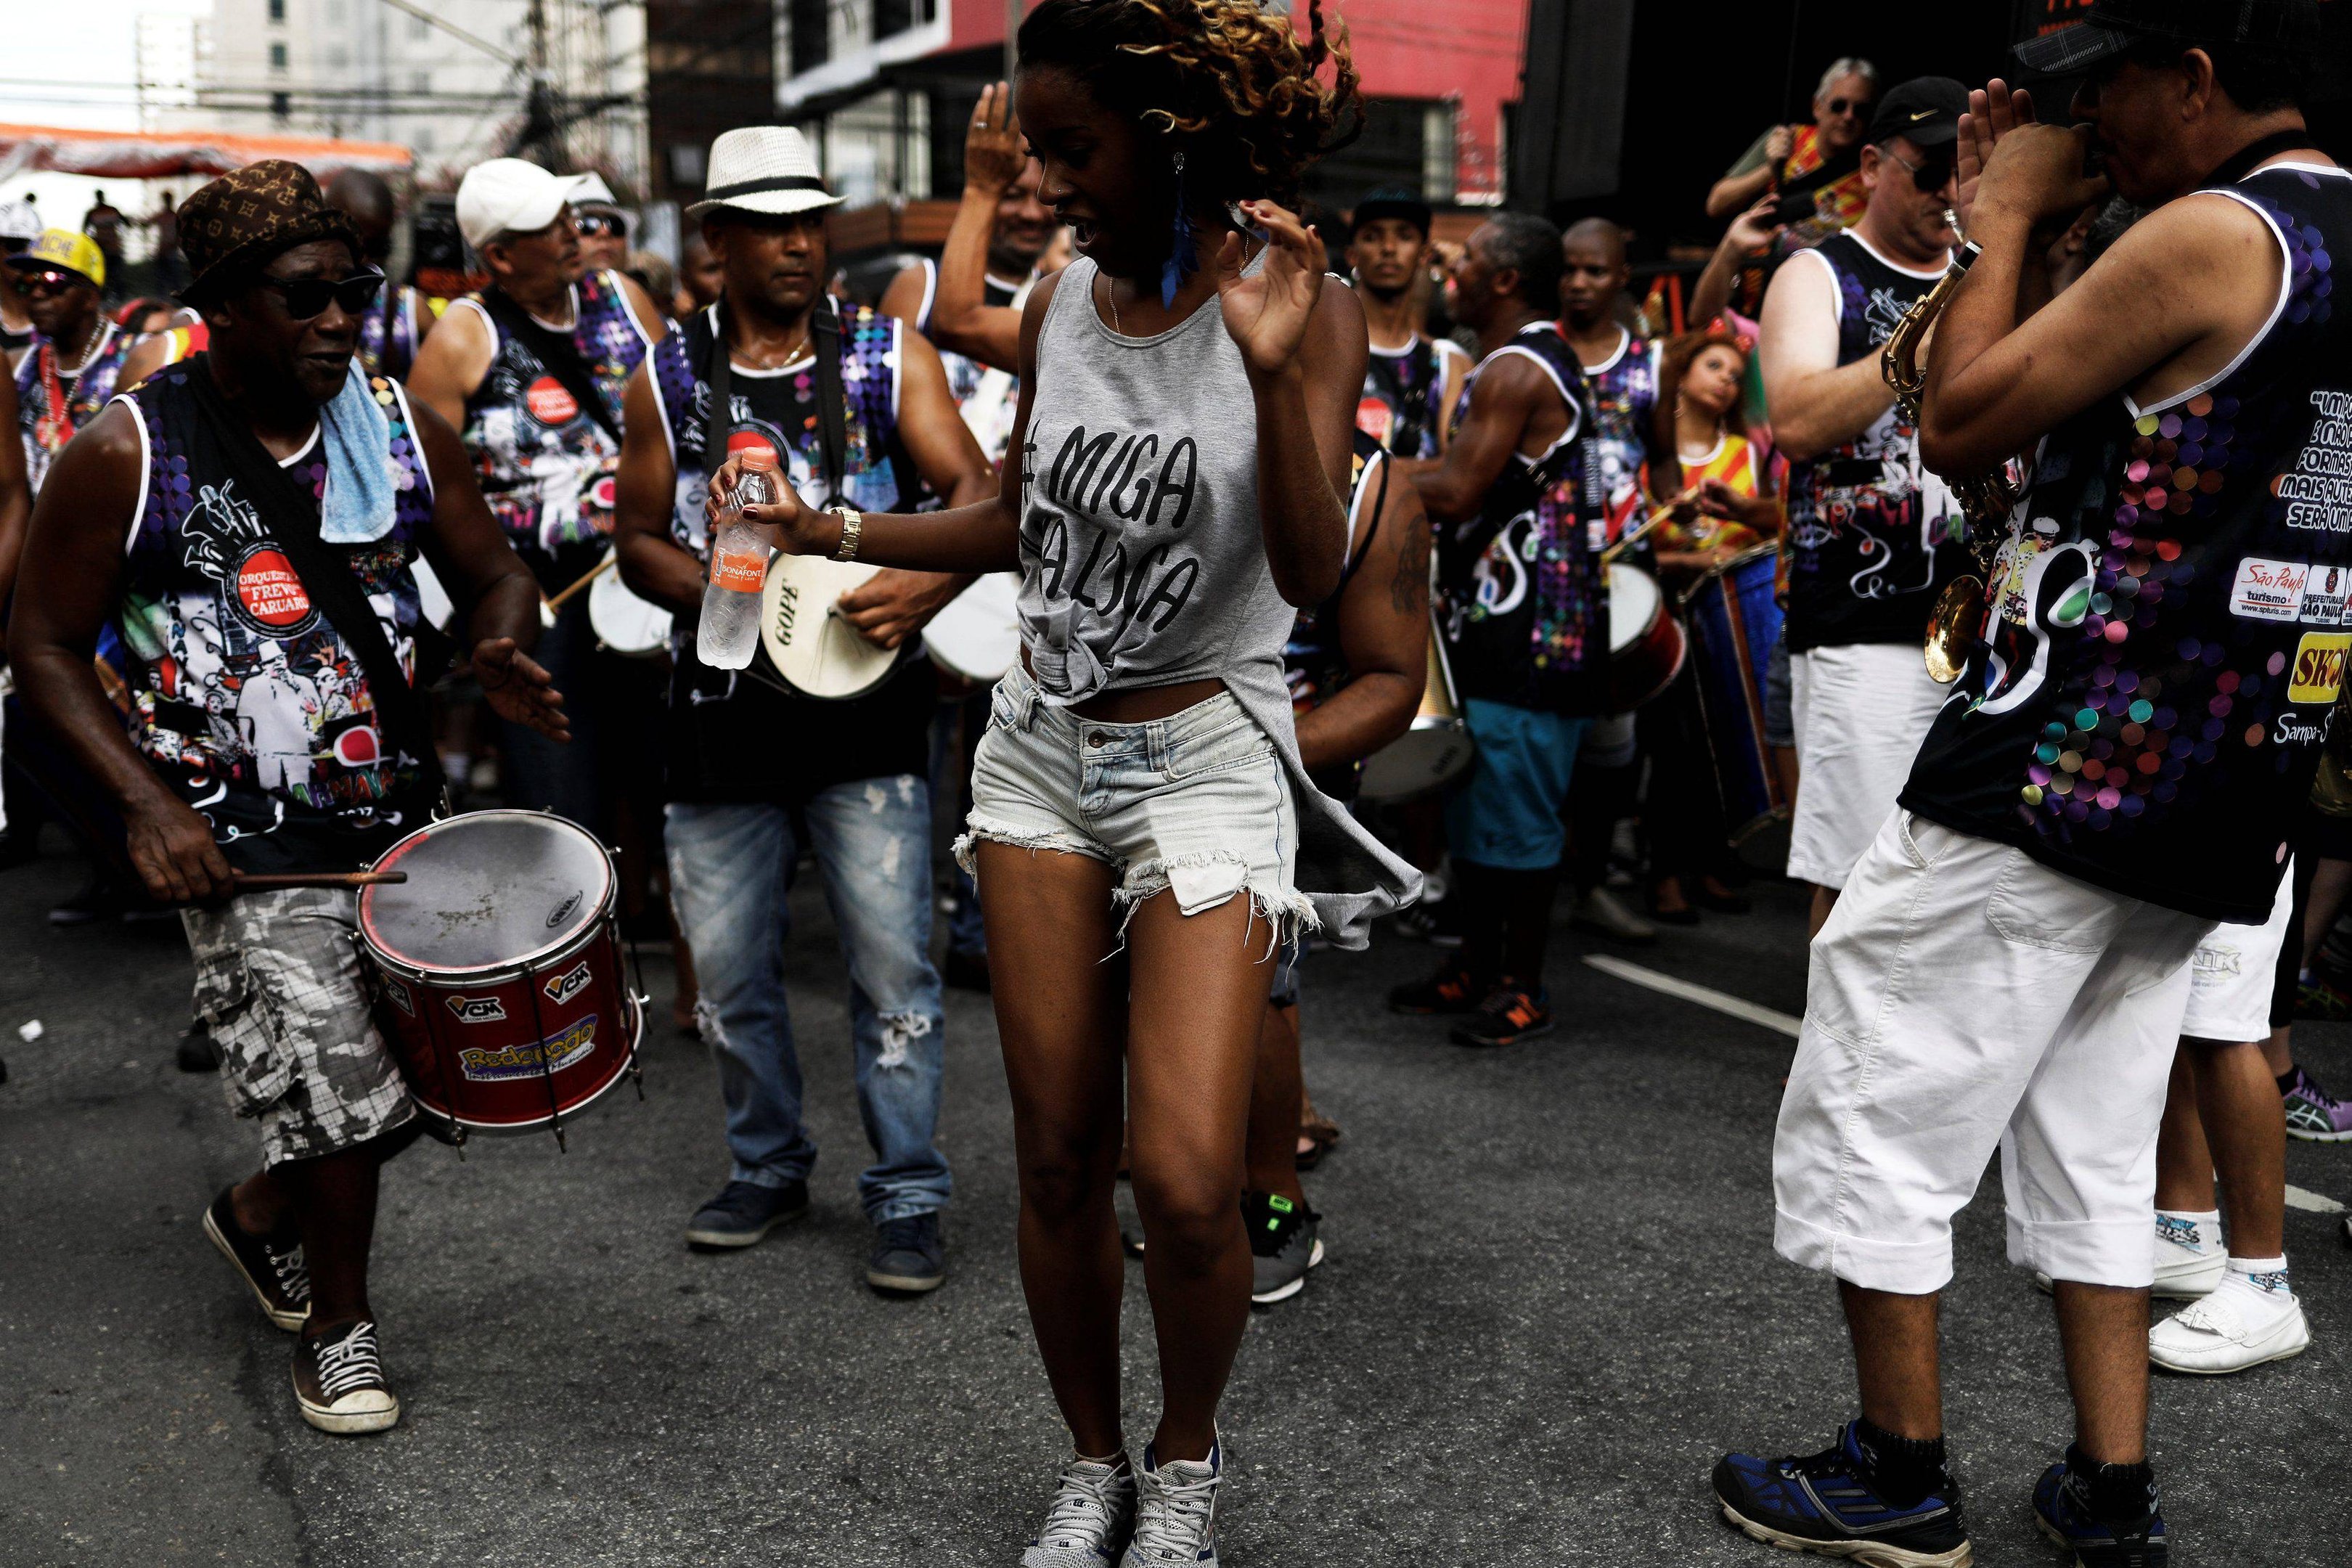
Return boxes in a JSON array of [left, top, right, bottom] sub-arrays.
[[318, 365, 397, 544]]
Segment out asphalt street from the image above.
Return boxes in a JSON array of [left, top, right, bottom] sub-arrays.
[[3, 835, 2348, 1567]]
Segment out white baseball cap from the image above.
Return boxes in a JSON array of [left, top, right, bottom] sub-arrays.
[[0, 201, 39, 242], [457, 158, 591, 250], [685, 128, 842, 221]]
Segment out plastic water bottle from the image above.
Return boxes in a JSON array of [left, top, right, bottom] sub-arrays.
[[696, 449, 780, 669]]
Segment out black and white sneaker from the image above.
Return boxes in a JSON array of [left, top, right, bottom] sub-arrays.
[[203, 1187, 309, 1332], [1244, 1192, 1323, 1305], [293, 1319, 400, 1434]]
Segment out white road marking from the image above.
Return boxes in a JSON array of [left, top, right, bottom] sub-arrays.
[[1582, 955, 1802, 1039], [2285, 1185, 2347, 1215]]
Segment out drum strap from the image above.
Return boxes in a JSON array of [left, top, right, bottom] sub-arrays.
[[183, 354, 451, 812], [810, 297, 849, 508]]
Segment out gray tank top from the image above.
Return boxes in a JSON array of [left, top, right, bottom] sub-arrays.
[[1018, 254, 1418, 943]]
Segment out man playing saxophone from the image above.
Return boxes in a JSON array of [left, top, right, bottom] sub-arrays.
[[1755, 77, 1974, 939], [1715, 5, 2347, 1567]]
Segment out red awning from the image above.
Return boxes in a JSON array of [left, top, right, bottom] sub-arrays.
[[0, 123, 413, 181]]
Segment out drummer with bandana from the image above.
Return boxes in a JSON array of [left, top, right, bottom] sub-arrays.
[[8, 162, 565, 1437], [9, 229, 136, 496]]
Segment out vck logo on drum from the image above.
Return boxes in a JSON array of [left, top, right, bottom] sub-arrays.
[[542, 960, 594, 1006], [446, 995, 509, 1024]]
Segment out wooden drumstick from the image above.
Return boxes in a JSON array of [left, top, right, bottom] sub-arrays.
[[543, 555, 618, 616], [231, 870, 409, 893]]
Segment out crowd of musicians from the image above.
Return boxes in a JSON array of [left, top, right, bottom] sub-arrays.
[[5, 1, 2350, 1564]]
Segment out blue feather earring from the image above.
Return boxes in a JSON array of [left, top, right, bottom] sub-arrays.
[[1161, 149, 1195, 309]]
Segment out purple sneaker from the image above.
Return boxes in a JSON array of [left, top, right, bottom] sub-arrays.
[[2284, 1066, 2352, 1143]]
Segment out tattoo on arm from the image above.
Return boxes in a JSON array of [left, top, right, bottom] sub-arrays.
[[1390, 519, 1430, 615]]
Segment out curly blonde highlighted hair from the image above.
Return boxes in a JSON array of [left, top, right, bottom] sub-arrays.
[[1019, 0, 1361, 205]]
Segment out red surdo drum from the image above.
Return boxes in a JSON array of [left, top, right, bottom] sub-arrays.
[[357, 811, 641, 1142]]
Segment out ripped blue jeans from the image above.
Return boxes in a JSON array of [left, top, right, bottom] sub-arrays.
[[666, 783, 950, 1222], [955, 664, 1312, 954]]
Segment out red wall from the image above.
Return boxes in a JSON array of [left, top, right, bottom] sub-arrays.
[[950, 0, 1527, 200]]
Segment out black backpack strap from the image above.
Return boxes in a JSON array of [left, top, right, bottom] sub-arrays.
[[478, 285, 624, 449], [701, 303, 732, 477], [810, 297, 849, 508], [182, 356, 449, 811]]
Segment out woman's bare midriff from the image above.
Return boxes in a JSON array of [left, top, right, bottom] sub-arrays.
[[1021, 648, 1229, 722]]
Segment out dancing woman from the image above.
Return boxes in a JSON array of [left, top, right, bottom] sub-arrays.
[[715, 1, 1410, 1559]]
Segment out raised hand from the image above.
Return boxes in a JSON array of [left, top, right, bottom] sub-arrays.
[[1215, 200, 1326, 379], [474, 638, 571, 741], [1723, 193, 1784, 256], [1956, 78, 2039, 232], [965, 81, 1029, 197]]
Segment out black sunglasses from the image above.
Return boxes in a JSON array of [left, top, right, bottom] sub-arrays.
[[17, 269, 86, 298], [256, 269, 386, 320], [1825, 97, 1874, 117], [1882, 144, 1956, 193]]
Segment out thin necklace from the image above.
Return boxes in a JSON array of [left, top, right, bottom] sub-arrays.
[[1103, 273, 1126, 338]]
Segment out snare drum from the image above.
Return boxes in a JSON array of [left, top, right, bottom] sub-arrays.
[[356, 811, 642, 1141], [1358, 629, 1474, 802], [589, 559, 674, 657], [923, 572, 1021, 687], [1681, 544, 1788, 841], [759, 552, 901, 700], [1605, 563, 1687, 714]]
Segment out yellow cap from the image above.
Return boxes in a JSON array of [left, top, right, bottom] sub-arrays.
[[10, 229, 105, 289]]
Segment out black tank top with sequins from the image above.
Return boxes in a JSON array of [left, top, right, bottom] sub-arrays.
[[1902, 163, 2352, 923]]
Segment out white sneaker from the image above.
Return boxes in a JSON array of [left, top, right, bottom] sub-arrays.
[[1122, 1440, 1221, 1567], [1022, 1455, 1135, 1568], [2149, 1278, 2311, 1375]]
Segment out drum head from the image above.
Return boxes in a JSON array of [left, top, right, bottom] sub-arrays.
[[759, 553, 899, 699], [360, 810, 613, 974], [1607, 565, 1662, 653], [922, 572, 1021, 684], [589, 560, 674, 656]]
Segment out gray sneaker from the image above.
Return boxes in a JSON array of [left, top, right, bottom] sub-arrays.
[[1244, 1192, 1323, 1305], [1123, 1440, 1222, 1568], [1571, 886, 1657, 944], [685, 1179, 809, 1251], [1022, 1453, 1136, 1567]]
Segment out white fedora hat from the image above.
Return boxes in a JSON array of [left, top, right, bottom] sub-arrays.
[[686, 127, 844, 221]]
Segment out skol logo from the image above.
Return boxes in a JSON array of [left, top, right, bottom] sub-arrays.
[[2289, 632, 2352, 704], [446, 994, 508, 1024], [543, 960, 594, 1005]]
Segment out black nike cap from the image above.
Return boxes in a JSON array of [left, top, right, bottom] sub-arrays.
[[2014, 0, 2315, 75], [1865, 77, 1969, 150]]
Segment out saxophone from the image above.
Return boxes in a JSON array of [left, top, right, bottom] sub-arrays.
[[1879, 211, 2029, 683]]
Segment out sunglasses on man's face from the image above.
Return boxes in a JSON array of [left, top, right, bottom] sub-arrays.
[[574, 213, 623, 239], [1825, 97, 1873, 118], [256, 269, 386, 321], [1882, 145, 1956, 194], [17, 269, 86, 299]]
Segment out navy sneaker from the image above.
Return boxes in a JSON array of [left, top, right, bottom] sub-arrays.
[[867, 1212, 946, 1294], [1713, 1421, 1972, 1567], [684, 1178, 809, 1251], [2033, 1455, 2168, 1568]]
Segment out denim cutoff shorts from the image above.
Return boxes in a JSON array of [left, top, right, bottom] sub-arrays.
[[955, 664, 1313, 950]]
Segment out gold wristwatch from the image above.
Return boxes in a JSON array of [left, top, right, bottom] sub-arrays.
[[828, 505, 863, 562]]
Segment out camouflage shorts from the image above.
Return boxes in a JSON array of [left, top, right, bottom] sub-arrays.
[[183, 887, 415, 1167]]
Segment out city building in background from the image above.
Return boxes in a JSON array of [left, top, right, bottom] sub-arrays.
[[752, 0, 1518, 244], [171, 0, 648, 192]]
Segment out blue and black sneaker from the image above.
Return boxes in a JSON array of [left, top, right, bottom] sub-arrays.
[[2033, 1451, 2168, 1568], [1713, 1420, 1972, 1567]]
